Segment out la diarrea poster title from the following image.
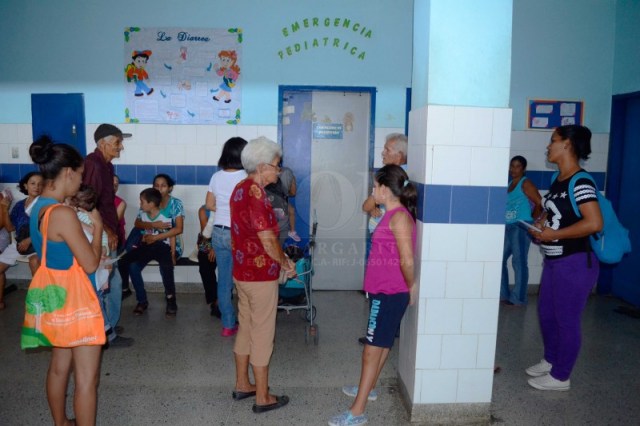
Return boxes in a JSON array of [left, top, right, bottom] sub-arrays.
[[124, 27, 243, 125]]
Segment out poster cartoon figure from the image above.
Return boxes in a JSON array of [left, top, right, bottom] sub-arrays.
[[125, 50, 154, 96], [211, 50, 240, 103]]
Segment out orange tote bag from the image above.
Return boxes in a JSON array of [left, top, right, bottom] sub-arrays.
[[21, 204, 105, 349]]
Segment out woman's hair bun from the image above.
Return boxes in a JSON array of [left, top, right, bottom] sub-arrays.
[[29, 135, 55, 164]]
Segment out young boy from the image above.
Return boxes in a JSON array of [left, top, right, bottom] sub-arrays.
[[119, 188, 178, 317]]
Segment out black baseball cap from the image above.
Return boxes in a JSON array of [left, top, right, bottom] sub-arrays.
[[94, 124, 132, 142]]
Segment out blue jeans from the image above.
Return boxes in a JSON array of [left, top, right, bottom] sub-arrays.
[[104, 251, 122, 330], [119, 241, 175, 304], [211, 226, 236, 328], [501, 223, 532, 305]]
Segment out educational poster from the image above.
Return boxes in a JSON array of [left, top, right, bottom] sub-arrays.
[[124, 27, 243, 125], [527, 99, 583, 130]]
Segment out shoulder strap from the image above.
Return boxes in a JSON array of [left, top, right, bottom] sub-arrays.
[[38, 204, 63, 263], [567, 171, 597, 218]]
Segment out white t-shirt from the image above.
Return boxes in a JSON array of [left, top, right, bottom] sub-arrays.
[[207, 169, 247, 227]]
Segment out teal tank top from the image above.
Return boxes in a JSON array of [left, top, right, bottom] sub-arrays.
[[505, 177, 533, 224]]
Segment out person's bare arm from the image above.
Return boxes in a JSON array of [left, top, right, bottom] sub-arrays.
[[390, 210, 417, 305], [257, 229, 295, 274], [205, 191, 217, 212], [522, 179, 543, 221], [116, 199, 127, 221]]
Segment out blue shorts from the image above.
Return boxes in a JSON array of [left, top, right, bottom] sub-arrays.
[[364, 292, 409, 348]]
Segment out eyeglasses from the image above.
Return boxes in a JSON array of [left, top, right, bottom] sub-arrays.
[[264, 163, 281, 172]]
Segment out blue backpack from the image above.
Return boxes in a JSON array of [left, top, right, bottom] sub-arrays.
[[553, 171, 631, 264]]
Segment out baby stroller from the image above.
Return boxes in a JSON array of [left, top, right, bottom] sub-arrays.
[[278, 220, 318, 345]]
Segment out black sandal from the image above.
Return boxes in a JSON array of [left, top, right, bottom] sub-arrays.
[[252, 395, 289, 413]]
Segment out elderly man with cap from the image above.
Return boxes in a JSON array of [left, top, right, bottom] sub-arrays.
[[83, 123, 134, 348]]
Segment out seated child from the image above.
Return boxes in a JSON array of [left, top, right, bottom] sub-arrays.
[[119, 188, 178, 317]]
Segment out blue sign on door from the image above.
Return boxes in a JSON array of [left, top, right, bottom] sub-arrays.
[[312, 123, 343, 140]]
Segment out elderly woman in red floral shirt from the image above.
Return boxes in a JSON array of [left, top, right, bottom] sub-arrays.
[[229, 137, 295, 414]]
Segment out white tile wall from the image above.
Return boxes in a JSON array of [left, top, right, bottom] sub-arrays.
[[425, 105, 454, 146], [424, 298, 463, 334], [453, 107, 494, 148], [440, 335, 477, 368], [456, 369, 493, 402], [424, 224, 468, 261], [416, 334, 442, 369], [492, 109, 512, 148], [431, 145, 472, 185], [467, 225, 504, 262], [476, 334, 497, 369], [445, 261, 483, 299], [420, 261, 446, 299], [461, 299, 499, 334], [469, 147, 511, 186], [482, 261, 502, 299], [419, 370, 458, 403]]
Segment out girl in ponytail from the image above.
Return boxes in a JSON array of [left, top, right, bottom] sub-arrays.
[[329, 164, 417, 426]]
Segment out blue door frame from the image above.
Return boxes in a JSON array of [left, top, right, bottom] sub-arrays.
[[278, 85, 376, 241], [598, 90, 640, 306]]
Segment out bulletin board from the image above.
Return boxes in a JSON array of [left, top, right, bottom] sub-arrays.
[[527, 99, 584, 130], [124, 27, 243, 125]]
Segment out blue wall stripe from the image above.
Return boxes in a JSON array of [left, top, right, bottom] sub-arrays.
[[0, 163, 606, 226], [0, 163, 221, 186]]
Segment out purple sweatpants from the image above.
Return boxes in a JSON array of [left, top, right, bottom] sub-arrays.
[[538, 252, 599, 381]]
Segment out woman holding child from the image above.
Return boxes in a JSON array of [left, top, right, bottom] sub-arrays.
[[28, 135, 105, 425], [119, 173, 184, 317]]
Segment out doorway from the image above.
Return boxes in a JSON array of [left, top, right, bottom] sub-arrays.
[[279, 86, 376, 290], [31, 93, 86, 156], [599, 91, 640, 306]]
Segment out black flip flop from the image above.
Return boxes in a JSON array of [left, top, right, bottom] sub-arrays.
[[232, 390, 257, 401], [252, 395, 289, 413]]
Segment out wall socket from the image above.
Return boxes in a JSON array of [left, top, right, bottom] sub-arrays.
[[11, 147, 19, 159]]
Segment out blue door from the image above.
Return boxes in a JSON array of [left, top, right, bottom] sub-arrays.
[[31, 93, 86, 156], [600, 92, 640, 306]]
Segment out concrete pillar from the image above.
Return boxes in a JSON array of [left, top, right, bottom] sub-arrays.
[[399, 1, 513, 423]]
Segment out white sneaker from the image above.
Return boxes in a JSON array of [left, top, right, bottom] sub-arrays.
[[525, 359, 552, 377], [527, 373, 570, 391], [342, 385, 378, 401]]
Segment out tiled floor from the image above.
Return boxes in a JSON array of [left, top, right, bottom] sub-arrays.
[[1, 287, 639, 425]]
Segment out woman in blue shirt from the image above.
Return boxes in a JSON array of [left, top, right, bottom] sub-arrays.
[[501, 155, 542, 306]]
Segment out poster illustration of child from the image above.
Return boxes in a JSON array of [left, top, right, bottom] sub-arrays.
[[211, 50, 240, 103], [125, 50, 154, 97]]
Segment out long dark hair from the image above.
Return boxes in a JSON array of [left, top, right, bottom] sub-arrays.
[[375, 164, 417, 221], [218, 137, 248, 169], [29, 135, 83, 181]]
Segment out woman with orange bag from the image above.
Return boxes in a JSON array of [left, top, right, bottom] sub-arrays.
[[27, 135, 105, 425]]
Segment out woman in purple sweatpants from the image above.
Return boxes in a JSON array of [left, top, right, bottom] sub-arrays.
[[525, 125, 603, 391]]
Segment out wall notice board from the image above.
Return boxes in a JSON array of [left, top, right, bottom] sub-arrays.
[[528, 99, 584, 130]]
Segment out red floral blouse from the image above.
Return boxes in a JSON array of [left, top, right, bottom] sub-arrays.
[[230, 178, 280, 282]]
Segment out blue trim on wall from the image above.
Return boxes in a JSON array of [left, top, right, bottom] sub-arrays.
[[415, 182, 507, 225], [0, 163, 607, 227], [0, 163, 219, 186]]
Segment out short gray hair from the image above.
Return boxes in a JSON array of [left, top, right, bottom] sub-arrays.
[[241, 136, 282, 173], [386, 133, 408, 157]]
